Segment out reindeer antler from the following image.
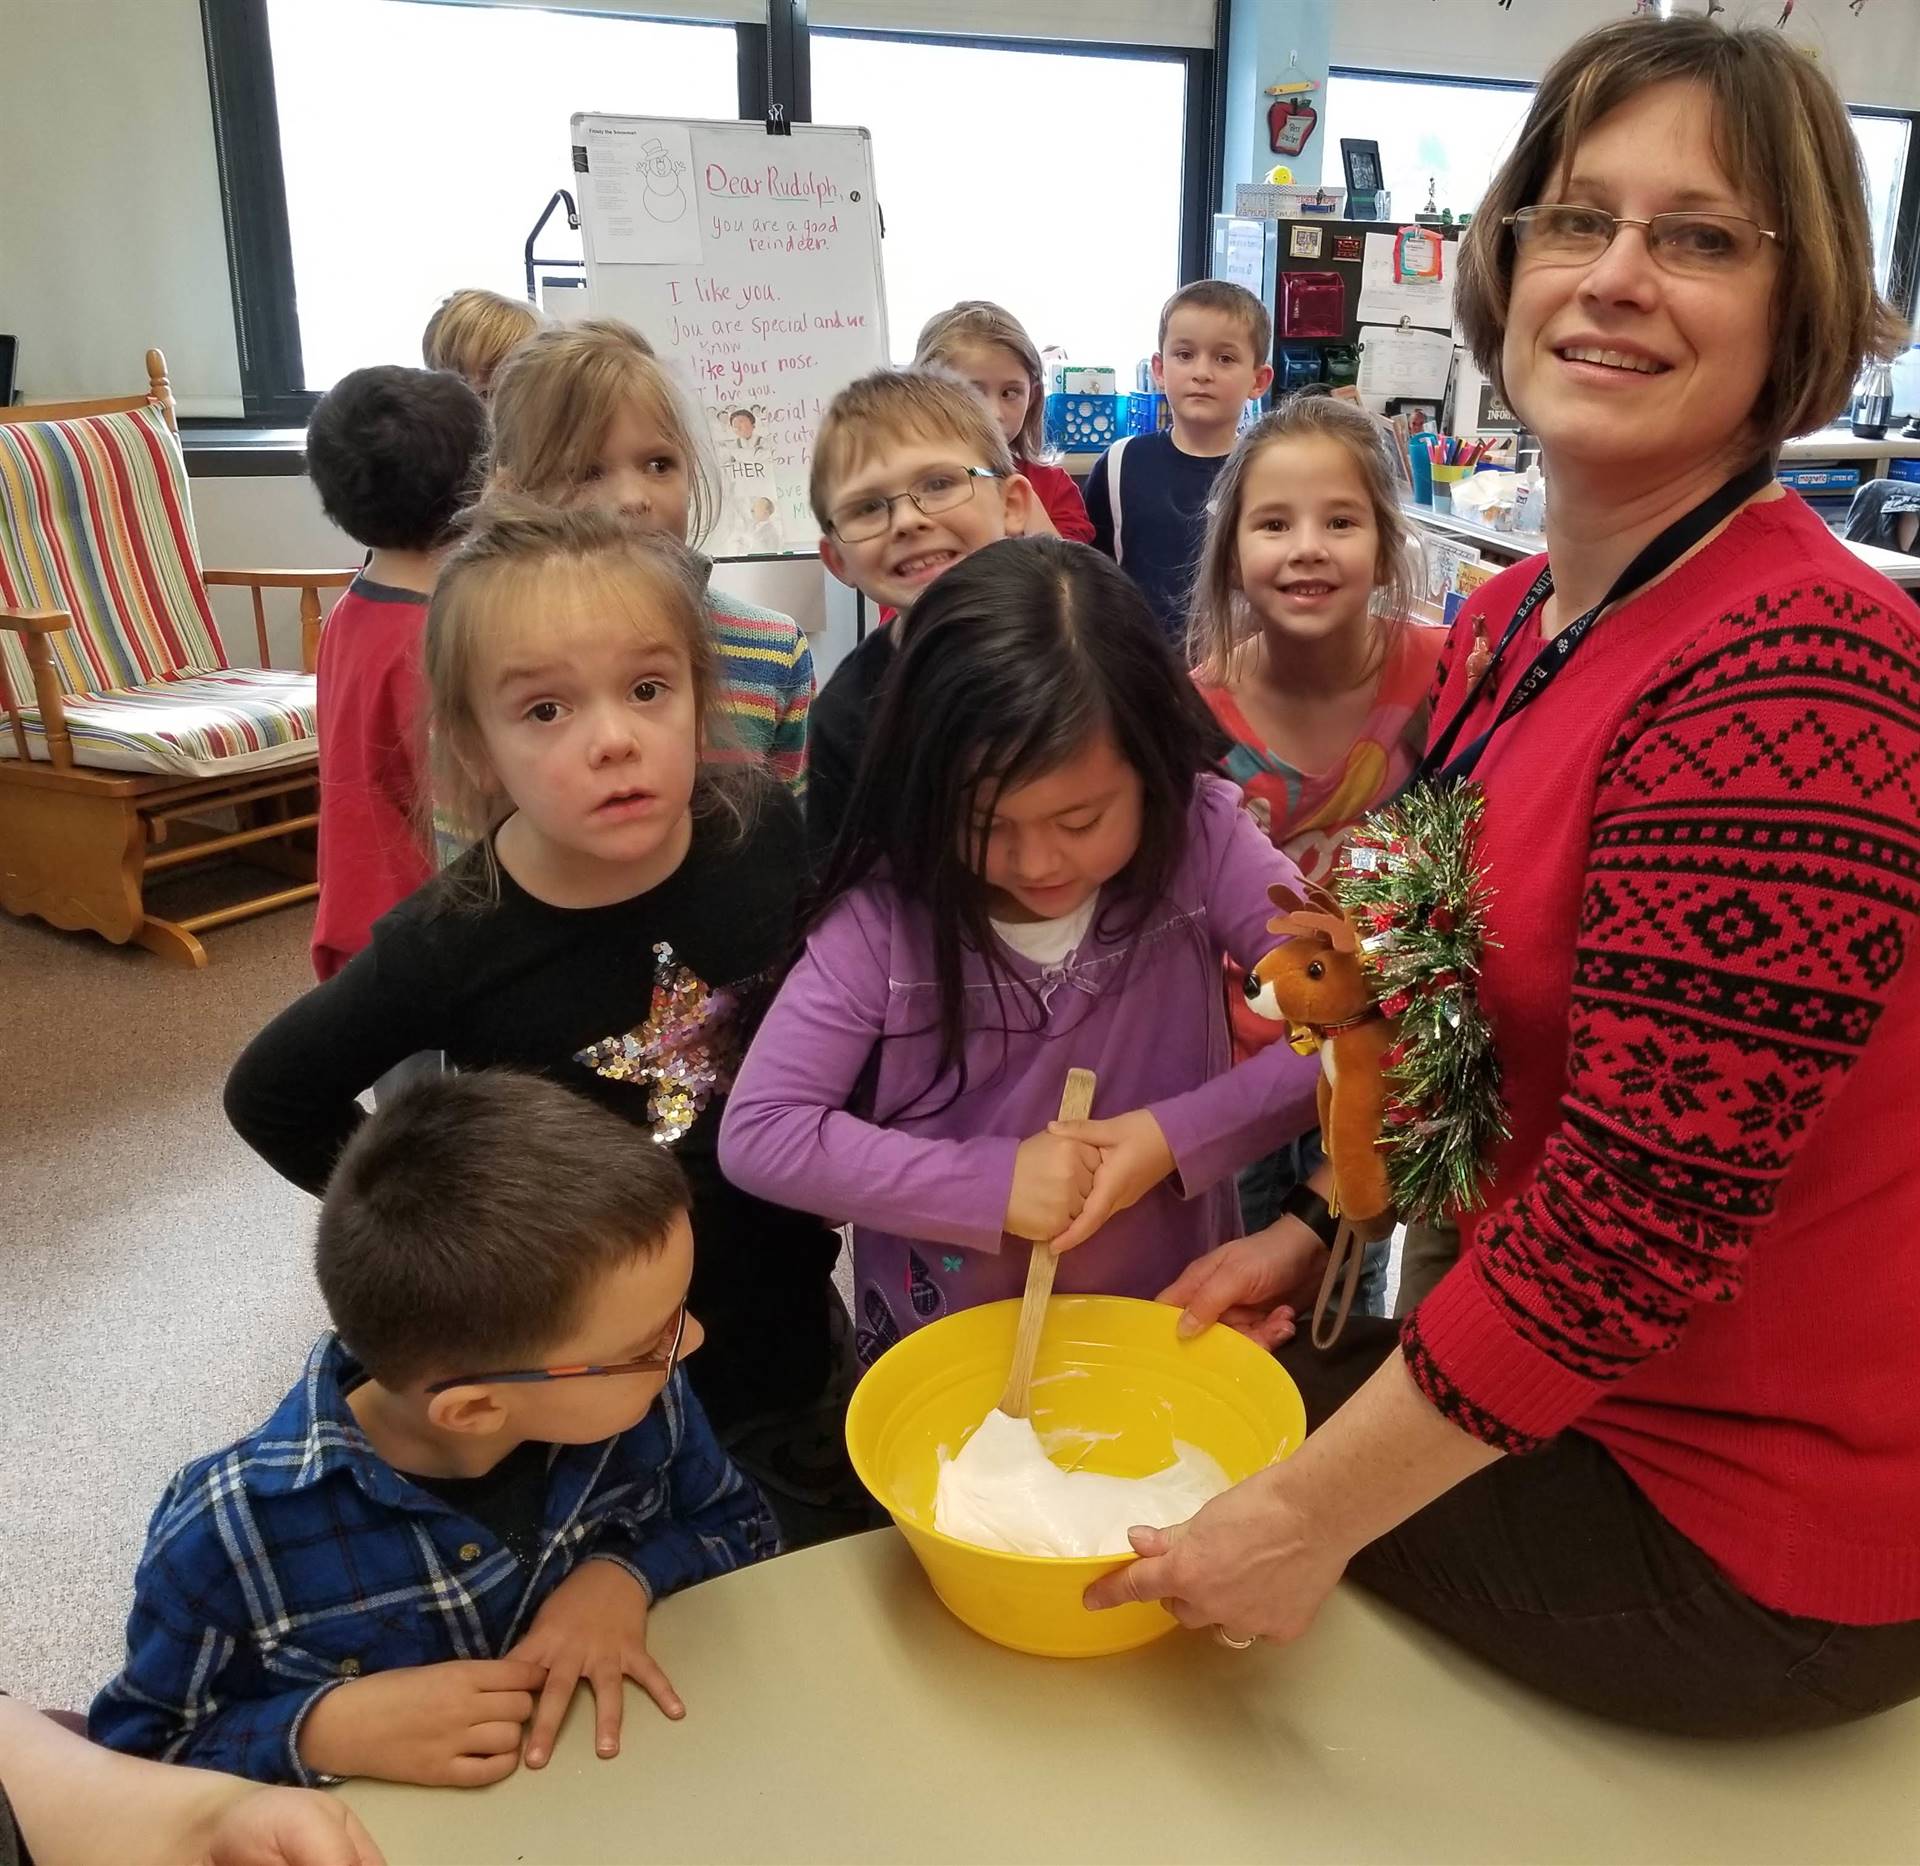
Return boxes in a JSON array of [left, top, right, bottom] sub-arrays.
[[1267, 909, 1357, 953]]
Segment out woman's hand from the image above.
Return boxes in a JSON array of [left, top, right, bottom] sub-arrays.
[[1082, 1465, 1348, 1646], [1085, 1355, 1504, 1644], [1158, 1217, 1329, 1347], [1046, 1110, 1175, 1251], [203, 1788, 387, 1865], [1005, 1130, 1099, 1243]]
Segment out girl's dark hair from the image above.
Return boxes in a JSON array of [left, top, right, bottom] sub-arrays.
[[814, 536, 1223, 1110]]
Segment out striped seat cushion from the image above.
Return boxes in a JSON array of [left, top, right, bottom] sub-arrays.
[[0, 666, 317, 778], [0, 400, 234, 752]]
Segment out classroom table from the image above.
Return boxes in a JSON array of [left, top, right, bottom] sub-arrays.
[[1405, 500, 1920, 590], [340, 1529, 1920, 1865]]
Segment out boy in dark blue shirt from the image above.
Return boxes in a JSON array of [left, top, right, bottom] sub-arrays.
[[91, 1071, 777, 1789], [1087, 281, 1274, 643]]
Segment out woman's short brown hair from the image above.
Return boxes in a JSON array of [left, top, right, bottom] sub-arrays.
[[1454, 15, 1908, 448]]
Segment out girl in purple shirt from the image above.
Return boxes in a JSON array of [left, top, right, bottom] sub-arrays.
[[720, 538, 1319, 1361]]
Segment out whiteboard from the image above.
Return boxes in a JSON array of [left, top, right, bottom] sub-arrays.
[[572, 114, 889, 557]]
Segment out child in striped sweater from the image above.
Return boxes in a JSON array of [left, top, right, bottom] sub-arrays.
[[489, 319, 813, 794]]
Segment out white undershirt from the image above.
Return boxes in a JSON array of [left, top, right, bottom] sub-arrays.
[[990, 895, 1098, 968]]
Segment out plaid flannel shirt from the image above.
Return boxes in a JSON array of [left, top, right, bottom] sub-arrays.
[[89, 1333, 778, 1785]]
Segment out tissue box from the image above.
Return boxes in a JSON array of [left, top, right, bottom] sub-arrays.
[[1045, 393, 1123, 451], [1053, 366, 1117, 396]]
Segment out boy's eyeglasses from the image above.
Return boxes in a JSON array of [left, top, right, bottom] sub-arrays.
[[827, 466, 1004, 544], [1503, 205, 1780, 277], [423, 1302, 687, 1396]]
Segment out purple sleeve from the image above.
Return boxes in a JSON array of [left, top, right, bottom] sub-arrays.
[[1147, 779, 1321, 1196], [718, 891, 1020, 1252]]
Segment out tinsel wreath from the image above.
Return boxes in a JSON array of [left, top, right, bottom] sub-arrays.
[[1335, 780, 1508, 1224]]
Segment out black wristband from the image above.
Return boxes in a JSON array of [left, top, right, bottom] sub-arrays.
[[1277, 1181, 1339, 1251]]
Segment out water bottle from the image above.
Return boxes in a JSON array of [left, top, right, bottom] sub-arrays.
[[1852, 359, 1893, 441]]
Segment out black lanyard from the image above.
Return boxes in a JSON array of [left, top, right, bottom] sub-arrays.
[[1419, 455, 1777, 785]]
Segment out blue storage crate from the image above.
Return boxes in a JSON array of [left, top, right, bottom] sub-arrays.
[[1044, 392, 1123, 452], [1889, 456, 1920, 484], [1123, 392, 1169, 437]]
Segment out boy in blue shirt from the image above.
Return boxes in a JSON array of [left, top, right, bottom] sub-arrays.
[[91, 1070, 777, 1789], [1087, 281, 1275, 642]]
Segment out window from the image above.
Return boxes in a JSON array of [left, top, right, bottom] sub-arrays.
[[1322, 72, 1532, 221], [263, 0, 737, 390], [1327, 72, 1914, 307], [810, 32, 1192, 374], [1850, 111, 1912, 300]]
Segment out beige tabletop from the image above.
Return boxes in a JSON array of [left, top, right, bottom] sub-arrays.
[[341, 1529, 1920, 1865]]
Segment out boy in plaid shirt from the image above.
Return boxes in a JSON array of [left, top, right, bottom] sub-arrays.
[[91, 1071, 777, 1788]]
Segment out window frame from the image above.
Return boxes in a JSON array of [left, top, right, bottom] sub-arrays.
[[196, 0, 1220, 424]]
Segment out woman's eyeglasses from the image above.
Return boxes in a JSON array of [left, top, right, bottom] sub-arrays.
[[1504, 204, 1780, 277], [826, 466, 1003, 544], [424, 1301, 687, 1395]]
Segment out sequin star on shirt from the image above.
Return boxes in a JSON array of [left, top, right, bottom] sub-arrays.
[[573, 942, 739, 1144]]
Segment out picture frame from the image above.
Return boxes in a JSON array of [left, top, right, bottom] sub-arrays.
[[1340, 138, 1384, 199], [1384, 397, 1440, 434]]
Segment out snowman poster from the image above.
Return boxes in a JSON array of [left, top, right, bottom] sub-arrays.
[[581, 122, 701, 265]]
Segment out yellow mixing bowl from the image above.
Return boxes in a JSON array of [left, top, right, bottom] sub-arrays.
[[845, 1295, 1306, 1658]]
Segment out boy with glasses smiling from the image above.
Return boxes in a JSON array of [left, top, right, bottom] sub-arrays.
[[91, 1071, 776, 1790], [805, 367, 1039, 862]]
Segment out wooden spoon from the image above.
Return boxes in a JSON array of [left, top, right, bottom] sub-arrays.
[[999, 1067, 1097, 1419]]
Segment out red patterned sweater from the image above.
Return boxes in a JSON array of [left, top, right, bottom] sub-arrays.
[[1401, 493, 1920, 1625]]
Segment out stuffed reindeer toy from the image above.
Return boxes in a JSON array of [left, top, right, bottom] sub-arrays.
[[1247, 880, 1397, 1344]]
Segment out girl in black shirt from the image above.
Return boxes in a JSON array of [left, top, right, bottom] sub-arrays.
[[227, 500, 865, 1545]]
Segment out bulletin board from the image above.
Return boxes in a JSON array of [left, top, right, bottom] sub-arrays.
[[1265, 217, 1464, 416], [572, 114, 890, 556]]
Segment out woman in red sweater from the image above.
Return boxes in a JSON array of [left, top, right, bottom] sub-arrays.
[[1090, 15, 1920, 1734]]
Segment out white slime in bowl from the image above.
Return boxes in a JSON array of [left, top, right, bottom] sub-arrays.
[[933, 1407, 1229, 1558]]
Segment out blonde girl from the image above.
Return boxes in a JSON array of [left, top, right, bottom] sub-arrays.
[[421, 287, 546, 395], [1187, 392, 1445, 1284], [226, 499, 866, 1547], [490, 318, 814, 796], [914, 300, 1093, 543]]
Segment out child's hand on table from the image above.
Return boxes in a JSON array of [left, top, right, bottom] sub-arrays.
[[1005, 1130, 1098, 1243], [507, 1558, 683, 1768], [1046, 1109, 1175, 1252], [296, 1658, 543, 1786]]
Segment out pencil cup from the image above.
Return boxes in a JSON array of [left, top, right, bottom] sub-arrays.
[[1430, 462, 1472, 514], [1408, 437, 1435, 506]]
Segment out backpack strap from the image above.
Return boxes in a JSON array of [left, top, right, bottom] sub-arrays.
[[1105, 435, 1131, 563]]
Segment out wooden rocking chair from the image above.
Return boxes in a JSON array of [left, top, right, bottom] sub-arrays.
[[0, 350, 354, 966]]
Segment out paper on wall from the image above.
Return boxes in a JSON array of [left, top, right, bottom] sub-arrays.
[[1356, 325, 1455, 402], [1355, 231, 1456, 329], [583, 122, 701, 265]]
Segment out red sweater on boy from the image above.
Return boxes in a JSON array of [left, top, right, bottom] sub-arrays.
[[1401, 494, 1920, 1625], [311, 576, 433, 981]]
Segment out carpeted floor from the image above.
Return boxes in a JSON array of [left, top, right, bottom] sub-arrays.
[[1, 874, 329, 1712]]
